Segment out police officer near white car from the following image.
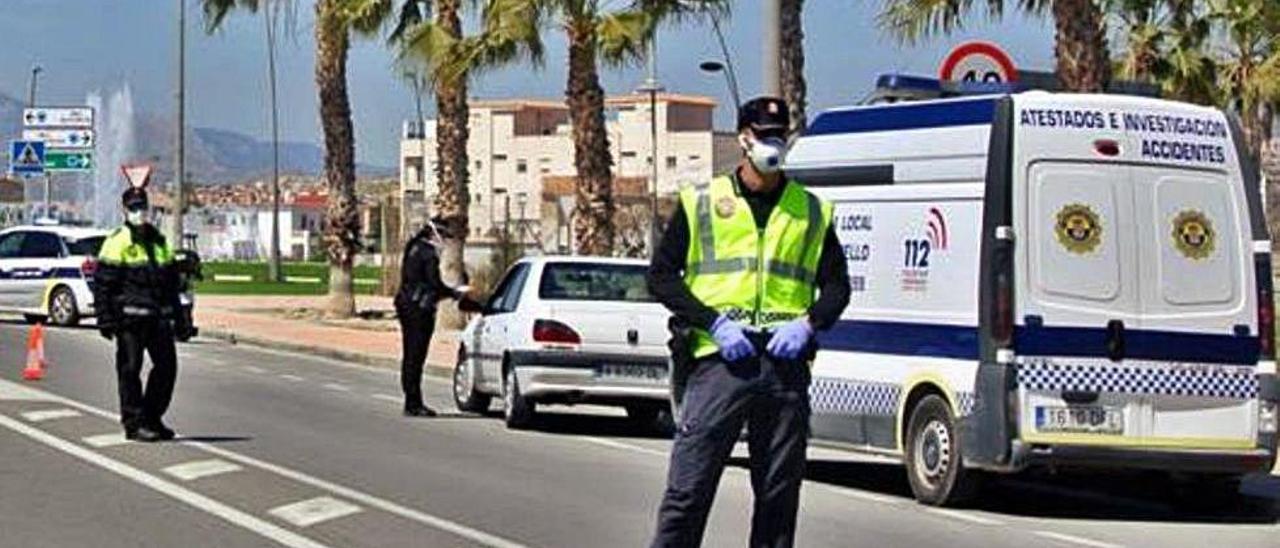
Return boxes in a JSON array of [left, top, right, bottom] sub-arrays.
[[647, 97, 851, 547]]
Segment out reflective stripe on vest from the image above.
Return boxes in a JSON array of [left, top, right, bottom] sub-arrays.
[[681, 176, 833, 358]]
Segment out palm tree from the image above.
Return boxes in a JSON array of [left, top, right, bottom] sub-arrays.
[[780, 0, 806, 135], [398, 1, 542, 324], [1108, 0, 1216, 104], [203, 0, 419, 318], [880, 0, 1113, 92]]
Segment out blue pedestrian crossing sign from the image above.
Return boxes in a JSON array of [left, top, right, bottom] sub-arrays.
[[9, 140, 46, 176]]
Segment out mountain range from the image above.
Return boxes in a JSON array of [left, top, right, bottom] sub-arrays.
[[0, 91, 393, 184]]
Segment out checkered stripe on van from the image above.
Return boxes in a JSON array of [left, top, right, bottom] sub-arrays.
[[1017, 361, 1258, 400], [809, 378, 900, 416], [956, 391, 977, 416]]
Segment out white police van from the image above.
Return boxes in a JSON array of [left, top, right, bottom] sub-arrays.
[[786, 89, 1278, 505]]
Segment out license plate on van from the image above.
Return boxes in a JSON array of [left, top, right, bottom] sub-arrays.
[[1034, 406, 1124, 435], [596, 364, 666, 382]]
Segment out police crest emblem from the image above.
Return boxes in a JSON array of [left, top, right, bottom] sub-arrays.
[[1172, 210, 1215, 260], [715, 196, 737, 218], [1055, 203, 1102, 254]]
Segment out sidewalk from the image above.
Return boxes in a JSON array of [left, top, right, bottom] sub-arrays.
[[193, 295, 460, 374]]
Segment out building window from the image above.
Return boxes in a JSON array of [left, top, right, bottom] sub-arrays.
[[666, 156, 677, 169], [621, 151, 637, 158], [475, 193, 482, 203], [516, 159, 527, 174], [688, 155, 701, 162], [493, 153, 508, 161], [474, 160, 483, 170]]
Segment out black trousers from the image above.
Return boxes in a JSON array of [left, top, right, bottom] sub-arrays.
[[115, 319, 179, 431], [651, 353, 811, 548], [398, 308, 437, 408]]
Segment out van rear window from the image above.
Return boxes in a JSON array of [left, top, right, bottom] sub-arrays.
[[538, 263, 654, 303], [65, 236, 105, 257]]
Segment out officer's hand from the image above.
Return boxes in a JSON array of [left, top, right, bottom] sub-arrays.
[[766, 318, 814, 360], [711, 315, 756, 363]]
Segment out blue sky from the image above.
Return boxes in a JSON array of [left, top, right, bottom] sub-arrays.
[[0, 1, 1054, 167]]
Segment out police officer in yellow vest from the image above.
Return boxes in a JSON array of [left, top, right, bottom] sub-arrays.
[[647, 97, 850, 547], [94, 187, 187, 442]]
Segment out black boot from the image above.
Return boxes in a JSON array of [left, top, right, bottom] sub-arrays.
[[404, 404, 438, 418], [126, 425, 164, 443]]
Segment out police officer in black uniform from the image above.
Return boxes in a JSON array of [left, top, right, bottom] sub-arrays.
[[647, 98, 851, 547], [94, 187, 189, 442], [396, 217, 470, 417]]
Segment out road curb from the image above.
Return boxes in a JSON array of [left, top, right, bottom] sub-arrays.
[[198, 327, 454, 378]]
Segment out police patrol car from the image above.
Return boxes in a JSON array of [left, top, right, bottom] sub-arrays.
[[0, 224, 106, 326], [785, 79, 1278, 505]]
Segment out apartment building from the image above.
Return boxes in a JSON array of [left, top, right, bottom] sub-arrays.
[[399, 93, 724, 255]]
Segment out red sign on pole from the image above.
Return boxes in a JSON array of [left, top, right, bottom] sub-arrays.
[[121, 164, 153, 190], [939, 41, 1019, 84]]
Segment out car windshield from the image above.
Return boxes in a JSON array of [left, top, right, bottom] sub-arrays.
[[538, 263, 653, 303], [65, 236, 105, 257]]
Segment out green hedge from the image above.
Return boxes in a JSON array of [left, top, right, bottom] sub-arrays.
[[195, 261, 383, 296]]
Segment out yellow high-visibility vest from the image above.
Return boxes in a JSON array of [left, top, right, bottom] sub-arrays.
[[681, 175, 833, 358]]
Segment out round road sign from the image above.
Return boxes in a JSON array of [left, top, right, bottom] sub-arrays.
[[939, 41, 1019, 84]]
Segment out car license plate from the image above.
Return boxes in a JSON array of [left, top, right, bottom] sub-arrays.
[[596, 364, 666, 382], [1034, 405, 1123, 435]]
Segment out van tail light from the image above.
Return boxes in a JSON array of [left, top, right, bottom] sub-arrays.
[[80, 258, 98, 277], [993, 270, 1014, 347], [533, 319, 581, 346], [1094, 139, 1121, 157], [1256, 253, 1274, 359]]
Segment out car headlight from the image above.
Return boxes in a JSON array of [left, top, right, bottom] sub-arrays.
[[1260, 401, 1278, 434]]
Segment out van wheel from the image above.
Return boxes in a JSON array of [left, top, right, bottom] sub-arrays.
[[47, 286, 80, 327], [503, 366, 535, 429], [453, 346, 491, 413], [905, 394, 980, 506]]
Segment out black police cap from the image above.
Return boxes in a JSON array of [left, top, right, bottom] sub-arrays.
[[737, 96, 790, 135], [121, 187, 148, 210]]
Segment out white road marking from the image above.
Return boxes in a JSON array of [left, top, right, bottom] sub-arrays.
[[0, 378, 527, 548], [322, 383, 350, 392], [1034, 531, 1124, 548], [0, 379, 55, 401], [922, 507, 1003, 526], [0, 413, 330, 548], [279, 374, 305, 382], [82, 432, 132, 448], [371, 394, 401, 403], [269, 496, 363, 528], [244, 366, 267, 374], [21, 408, 82, 422], [163, 459, 244, 481], [814, 484, 904, 506], [581, 436, 670, 458]]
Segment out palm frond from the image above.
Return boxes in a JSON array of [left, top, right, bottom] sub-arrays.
[[596, 10, 653, 67], [388, 1, 430, 45], [344, 0, 395, 37], [878, 0, 974, 45], [201, 0, 260, 33]]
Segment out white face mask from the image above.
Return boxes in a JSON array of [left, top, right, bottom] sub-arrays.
[[126, 209, 148, 226], [741, 134, 785, 174]]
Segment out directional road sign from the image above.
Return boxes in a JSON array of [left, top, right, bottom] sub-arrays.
[[23, 107, 94, 128], [21, 129, 95, 149], [44, 150, 94, 172], [9, 140, 46, 176]]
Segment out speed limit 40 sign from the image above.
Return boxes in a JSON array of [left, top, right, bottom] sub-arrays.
[[939, 41, 1019, 84]]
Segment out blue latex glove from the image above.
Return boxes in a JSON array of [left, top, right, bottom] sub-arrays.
[[766, 318, 814, 360], [711, 315, 756, 363]]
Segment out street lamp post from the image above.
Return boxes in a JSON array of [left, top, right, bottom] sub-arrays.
[[494, 188, 509, 268], [515, 191, 528, 254], [763, 0, 782, 96], [26, 65, 42, 108], [172, 0, 187, 249], [637, 35, 663, 257], [265, 1, 282, 281]]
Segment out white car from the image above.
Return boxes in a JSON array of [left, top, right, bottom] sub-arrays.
[[454, 256, 673, 429], [0, 225, 107, 326]]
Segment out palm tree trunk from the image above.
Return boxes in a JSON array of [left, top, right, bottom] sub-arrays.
[[779, 0, 807, 136], [315, 0, 358, 318], [1051, 0, 1111, 92], [433, 0, 471, 328], [566, 20, 615, 256]]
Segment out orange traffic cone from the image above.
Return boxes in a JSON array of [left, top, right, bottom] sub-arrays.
[[22, 324, 46, 381]]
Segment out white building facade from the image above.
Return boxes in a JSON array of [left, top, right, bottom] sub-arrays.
[[399, 94, 721, 253]]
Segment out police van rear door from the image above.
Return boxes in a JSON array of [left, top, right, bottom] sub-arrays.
[[1013, 94, 1259, 450]]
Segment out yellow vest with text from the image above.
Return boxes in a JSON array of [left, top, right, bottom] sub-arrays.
[[681, 176, 833, 358]]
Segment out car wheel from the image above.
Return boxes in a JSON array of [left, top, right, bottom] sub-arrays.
[[904, 394, 980, 506], [453, 346, 492, 413], [48, 286, 80, 327], [503, 365, 535, 429]]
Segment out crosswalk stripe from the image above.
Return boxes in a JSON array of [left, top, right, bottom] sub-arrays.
[[21, 409, 82, 422], [269, 496, 362, 527], [82, 432, 132, 448], [163, 459, 244, 481]]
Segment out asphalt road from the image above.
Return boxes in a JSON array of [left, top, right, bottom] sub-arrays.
[[1, 321, 1278, 548]]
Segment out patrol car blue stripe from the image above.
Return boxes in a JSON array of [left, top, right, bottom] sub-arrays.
[[804, 98, 998, 137], [0, 267, 83, 280], [817, 320, 1259, 365]]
